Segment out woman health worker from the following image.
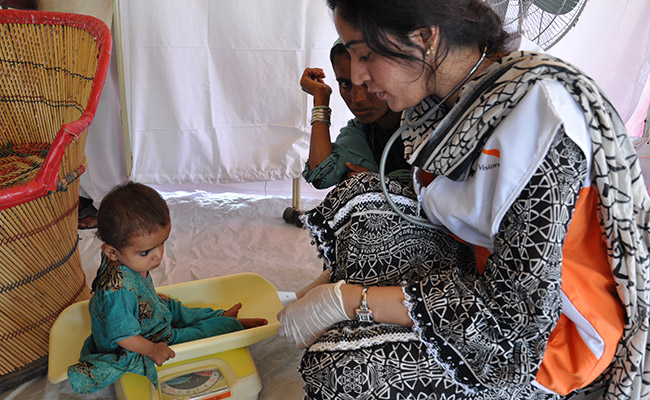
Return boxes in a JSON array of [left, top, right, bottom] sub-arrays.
[[278, 1, 650, 399]]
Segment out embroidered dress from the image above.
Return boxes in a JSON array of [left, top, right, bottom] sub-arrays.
[[299, 48, 650, 399], [302, 167, 573, 399], [67, 254, 243, 393]]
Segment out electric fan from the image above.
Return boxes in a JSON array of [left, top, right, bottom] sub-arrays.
[[485, 0, 589, 50]]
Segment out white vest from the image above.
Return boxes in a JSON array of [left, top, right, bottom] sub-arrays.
[[415, 79, 592, 251]]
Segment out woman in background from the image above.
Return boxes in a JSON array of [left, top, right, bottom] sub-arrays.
[[301, 39, 410, 189], [284, 39, 410, 226]]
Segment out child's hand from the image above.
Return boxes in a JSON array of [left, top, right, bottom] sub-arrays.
[[223, 303, 242, 317], [118, 335, 175, 366], [158, 293, 170, 302], [147, 342, 176, 366], [238, 318, 268, 329]]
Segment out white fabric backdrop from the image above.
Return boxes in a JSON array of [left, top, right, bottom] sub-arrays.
[[116, 0, 650, 186], [118, 0, 350, 185], [548, 0, 650, 137]]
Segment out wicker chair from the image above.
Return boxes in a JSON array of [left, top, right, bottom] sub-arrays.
[[0, 10, 111, 390]]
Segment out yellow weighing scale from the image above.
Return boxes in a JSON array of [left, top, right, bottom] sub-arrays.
[[48, 272, 283, 400]]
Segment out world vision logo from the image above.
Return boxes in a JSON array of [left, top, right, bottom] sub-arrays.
[[482, 149, 500, 158], [479, 148, 500, 171]]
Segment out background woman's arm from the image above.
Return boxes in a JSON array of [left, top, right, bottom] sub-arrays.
[[300, 67, 334, 168]]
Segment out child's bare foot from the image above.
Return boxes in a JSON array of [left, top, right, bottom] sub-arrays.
[[238, 318, 268, 329], [223, 303, 242, 317]]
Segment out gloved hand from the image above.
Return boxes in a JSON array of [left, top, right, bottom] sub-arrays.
[[277, 280, 349, 348], [296, 269, 332, 299]]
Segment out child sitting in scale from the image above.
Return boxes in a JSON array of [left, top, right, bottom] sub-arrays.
[[67, 182, 267, 393]]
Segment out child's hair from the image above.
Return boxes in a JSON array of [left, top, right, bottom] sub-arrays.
[[96, 182, 170, 250]]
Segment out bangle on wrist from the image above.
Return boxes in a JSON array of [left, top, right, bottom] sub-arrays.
[[310, 105, 331, 126], [355, 286, 373, 323]]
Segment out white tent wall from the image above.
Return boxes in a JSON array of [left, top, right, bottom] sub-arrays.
[[548, 0, 650, 137], [34, 1, 650, 195], [117, 0, 350, 187], [112, 0, 650, 190]]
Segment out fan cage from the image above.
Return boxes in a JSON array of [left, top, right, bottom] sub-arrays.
[[486, 0, 588, 50]]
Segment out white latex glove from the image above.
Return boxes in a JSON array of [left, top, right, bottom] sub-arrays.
[[277, 280, 348, 348], [296, 269, 332, 299]]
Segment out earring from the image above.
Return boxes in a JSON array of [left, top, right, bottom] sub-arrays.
[[425, 41, 434, 56]]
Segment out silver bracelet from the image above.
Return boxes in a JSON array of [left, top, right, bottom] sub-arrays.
[[310, 106, 331, 126]]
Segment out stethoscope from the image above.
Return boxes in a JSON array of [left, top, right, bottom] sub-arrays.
[[378, 108, 447, 230], [378, 50, 487, 231]]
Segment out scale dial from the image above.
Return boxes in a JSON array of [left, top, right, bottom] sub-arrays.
[[160, 368, 230, 400]]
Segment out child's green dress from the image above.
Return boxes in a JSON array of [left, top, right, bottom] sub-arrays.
[[67, 254, 243, 393]]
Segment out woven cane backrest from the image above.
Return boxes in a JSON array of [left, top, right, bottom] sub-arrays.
[[0, 19, 99, 190], [0, 10, 110, 207]]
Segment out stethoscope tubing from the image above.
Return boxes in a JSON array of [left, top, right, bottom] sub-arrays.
[[378, 108, 449, 231], [378, 50, 487, 232]]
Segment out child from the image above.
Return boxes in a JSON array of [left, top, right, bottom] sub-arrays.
[[67, 182, 267, 393]]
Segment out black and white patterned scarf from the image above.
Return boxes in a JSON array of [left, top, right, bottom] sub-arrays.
[[402, 51, 650, 399]]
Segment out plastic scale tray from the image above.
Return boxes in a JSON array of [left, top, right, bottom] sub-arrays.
[[48, 272, 282, 400]]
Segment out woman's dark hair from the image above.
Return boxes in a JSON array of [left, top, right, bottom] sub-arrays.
[[326, 0, 511, 75], [96, 181, 170, 250]]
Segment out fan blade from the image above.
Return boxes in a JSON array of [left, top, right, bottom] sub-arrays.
[[533, 0, 579, 15], [485, 0, 510, 21]]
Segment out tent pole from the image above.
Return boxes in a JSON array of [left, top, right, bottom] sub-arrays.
[[112, 0, 133, 177], [292, 177, 301, 210], [644, 99, 650, 138]]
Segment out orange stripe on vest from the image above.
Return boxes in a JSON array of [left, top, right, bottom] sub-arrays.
[[481, 148, 501, 158], [536, 186, 624, 394], [472, 186, 624, 395]]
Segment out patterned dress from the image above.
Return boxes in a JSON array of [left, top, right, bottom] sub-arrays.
[[301, 153, 580, 399], [67, 254, 244, 393], [298, 49, 650, 399]]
